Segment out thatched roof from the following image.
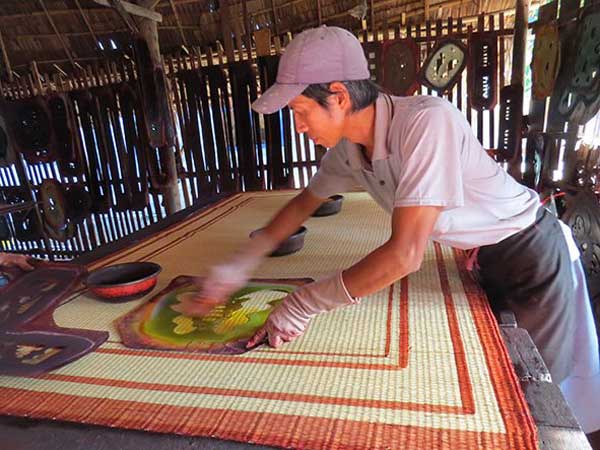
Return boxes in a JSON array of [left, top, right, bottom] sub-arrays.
[[0, 0, 522, 77]]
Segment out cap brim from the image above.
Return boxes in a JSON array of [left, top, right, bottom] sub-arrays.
[[251, 83, 308, 114]]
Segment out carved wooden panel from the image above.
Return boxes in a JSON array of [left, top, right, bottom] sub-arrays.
[[561, 191, 600, 335]]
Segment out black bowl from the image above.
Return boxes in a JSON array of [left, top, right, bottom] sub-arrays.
[[312, 195, 344, 217], [250, 227, 308, 257]]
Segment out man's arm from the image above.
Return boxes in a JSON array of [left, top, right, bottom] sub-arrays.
[[247, 205, 442, 348], [0, 252, 34, 271], [341, 205, 442, 297], [175, 189, 328, 315]]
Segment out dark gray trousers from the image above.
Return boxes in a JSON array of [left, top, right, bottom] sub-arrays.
[[477, 208, 576, 384]]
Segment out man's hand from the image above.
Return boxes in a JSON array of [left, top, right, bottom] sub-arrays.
[[0, 253, 35, 271], [247, 271, 357, 348], [197, 262, 254, 302], [171, 293, 224, 317]]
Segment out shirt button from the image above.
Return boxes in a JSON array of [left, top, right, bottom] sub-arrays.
[[379, 180, 385, 186]]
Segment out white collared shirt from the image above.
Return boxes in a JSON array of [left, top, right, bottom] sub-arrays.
[[307, 95, 540, 249]]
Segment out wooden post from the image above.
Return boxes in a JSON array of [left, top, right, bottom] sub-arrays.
[[270, 0, 280, 36], [136, 0, 181, 214], [317, 0, 322, 25], [370, 0, 375, 38], [30, 62, 45, 95], [242, 0, 253, 60], [219, 0, 236, 62], [509, 0, 529, 181], [511, 0, 529, 86]]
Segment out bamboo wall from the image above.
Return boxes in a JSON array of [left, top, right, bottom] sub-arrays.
[[0, 13, 514, 260]]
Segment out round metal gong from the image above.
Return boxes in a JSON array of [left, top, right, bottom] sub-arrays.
[[381, 38, 420, 96], [39, 179, 68, 232], [531, 22, 561, 100], [66, 184, 92, 224], [421, 39, 467, 93], [12, 98, 52, 162]]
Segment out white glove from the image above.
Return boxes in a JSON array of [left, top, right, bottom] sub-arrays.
[[247, 271, 358, 348]]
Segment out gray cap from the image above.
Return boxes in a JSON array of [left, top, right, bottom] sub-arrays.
[[251, 26, 370, 114]]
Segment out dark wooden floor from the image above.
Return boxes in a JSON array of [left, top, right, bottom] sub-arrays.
[[0, 416, 277, 450]]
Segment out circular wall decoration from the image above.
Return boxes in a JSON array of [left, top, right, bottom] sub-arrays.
[[531, 22, 561, 100], [420, 38, 467, 93]]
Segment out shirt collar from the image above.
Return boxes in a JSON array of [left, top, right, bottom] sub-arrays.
[[372, 94, 393, 162], [344, 95, 393, 171]]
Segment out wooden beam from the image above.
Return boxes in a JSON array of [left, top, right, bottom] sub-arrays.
[[168, 0, 188, 46], [271, 0, 280, 35], [30, 61, 45, 95], [511, 0, 529, 85], [370, 0, 375, 35], [108, 0, 140, 33], [425, 0, 431, 19], [219, 0, 236, 62], [0, 27, 13, 82], [93, 0, 162, 22], [242, 0, 253, 60], [52, 63, 68, 76], [136, 0, 181, 214], [37, 0, 76, 69], [317, 0, 322, 25], [74, 0, 101, 48]]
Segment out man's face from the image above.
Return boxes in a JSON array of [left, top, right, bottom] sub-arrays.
[[288, 95, 345, 148]]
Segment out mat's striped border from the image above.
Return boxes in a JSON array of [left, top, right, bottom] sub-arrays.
[[0, 388, 536, 449], [0, 194, 538, 449], [21, 243, 479, 416]]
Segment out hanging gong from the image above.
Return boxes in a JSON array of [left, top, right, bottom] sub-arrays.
[[39, 179, 68, 232], [558, 87, 580, 120], [12, 209, 42, 241], [47, 94, 83, 177], [0, 110, 17, 167], [561, 191, 600, 307], [380, 38, 420, 96], [0, 216, 10, 240], [581, 85, 600, 123], [8, 97, 53, 164], [134, 37, 175, 148], [43, 220, 75, 242], [420, 38, 467, 93], [497, 84, 524, 162], [65, 184, 91, 224], [531, 22, 561, 100], [468, 32, 498, 110], [571, 6, 600, 93]]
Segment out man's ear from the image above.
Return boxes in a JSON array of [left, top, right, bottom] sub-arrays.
[[328, 82, 352, 112]]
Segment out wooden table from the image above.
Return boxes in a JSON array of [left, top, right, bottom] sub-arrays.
[[0, 192, 593, 450]]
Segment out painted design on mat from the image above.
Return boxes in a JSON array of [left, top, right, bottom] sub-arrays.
[[117, 276, 308, 354]]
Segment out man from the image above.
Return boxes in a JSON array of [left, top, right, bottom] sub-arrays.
[[178, 26, 599, 434]]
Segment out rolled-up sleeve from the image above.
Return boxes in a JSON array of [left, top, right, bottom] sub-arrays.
[[393, 105, 465, 210], [307, 147, 357, 199]]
